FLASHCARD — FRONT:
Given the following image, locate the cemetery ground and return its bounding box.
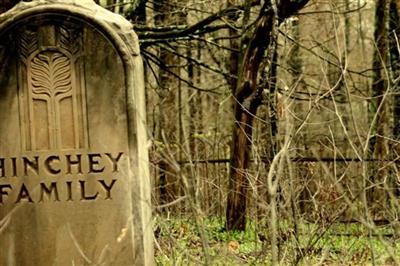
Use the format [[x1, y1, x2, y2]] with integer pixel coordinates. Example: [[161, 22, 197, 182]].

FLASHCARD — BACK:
[[154, 216, 400, 265], [3, 1, 400, 265]]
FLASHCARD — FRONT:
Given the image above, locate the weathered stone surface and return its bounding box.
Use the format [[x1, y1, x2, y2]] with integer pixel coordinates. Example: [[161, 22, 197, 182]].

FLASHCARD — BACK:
[[0, 1, 153, 265]]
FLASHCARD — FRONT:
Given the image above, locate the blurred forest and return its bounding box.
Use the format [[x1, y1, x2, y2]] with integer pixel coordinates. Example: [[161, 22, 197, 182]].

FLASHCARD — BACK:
[[3, 0, 400, 264]]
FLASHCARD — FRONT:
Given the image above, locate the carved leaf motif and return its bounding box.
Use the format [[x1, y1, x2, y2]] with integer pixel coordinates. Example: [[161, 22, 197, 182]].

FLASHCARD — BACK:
[[19, 30, 38, 60], [31, 52, 72, 97], [60, 26, 81, 55]]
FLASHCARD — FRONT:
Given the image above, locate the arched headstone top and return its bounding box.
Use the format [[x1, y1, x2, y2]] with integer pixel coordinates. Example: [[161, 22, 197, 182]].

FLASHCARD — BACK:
[[0, 0, 140, 57]]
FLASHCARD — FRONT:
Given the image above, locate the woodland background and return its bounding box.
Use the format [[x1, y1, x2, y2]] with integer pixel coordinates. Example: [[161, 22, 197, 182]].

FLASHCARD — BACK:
[[2, 0, 400, 265]]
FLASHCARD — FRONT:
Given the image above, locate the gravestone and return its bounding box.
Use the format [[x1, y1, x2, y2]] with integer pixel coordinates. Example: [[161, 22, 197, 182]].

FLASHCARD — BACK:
[[0, 1, 153, 265]]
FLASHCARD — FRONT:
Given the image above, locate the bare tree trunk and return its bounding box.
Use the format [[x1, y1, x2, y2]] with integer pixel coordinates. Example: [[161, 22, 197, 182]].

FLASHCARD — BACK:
[[187, 38, 203, 209], [368, 0, 389, 218], [389, 0, 400, 201], [226, 1, 274, 230], [256, 45, 278, 219], [226, 0, 240, 94], [154, 0, 180, 210], [390, 0, 400, 139], [225, 0, 309, 231], [226, 3, 275, 231]]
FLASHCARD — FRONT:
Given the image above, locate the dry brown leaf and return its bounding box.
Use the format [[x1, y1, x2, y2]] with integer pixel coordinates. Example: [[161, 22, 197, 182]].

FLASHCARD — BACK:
[[227, 240, 240, 253]]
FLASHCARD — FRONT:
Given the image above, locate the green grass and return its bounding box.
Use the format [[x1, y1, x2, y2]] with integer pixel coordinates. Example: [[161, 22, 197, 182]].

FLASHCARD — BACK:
[[154, 216, 400, 265]]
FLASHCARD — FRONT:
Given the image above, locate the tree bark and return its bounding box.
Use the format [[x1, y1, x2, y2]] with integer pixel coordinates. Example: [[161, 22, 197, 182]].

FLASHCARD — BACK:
[[226, 5, 274, 231], [389, 0, 400, 198], [154, 0, 181, 210], [368, 0, 389, 218], [226, 0, 310, 231], [390, 0, 400, 138]]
